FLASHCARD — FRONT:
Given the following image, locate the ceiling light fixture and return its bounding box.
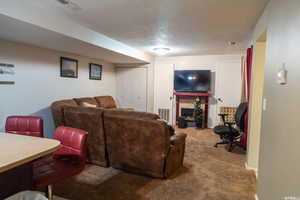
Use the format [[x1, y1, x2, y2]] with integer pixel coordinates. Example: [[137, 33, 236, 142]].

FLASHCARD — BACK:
[[57, 0, 82, 11], [153, 47, 170, 56], [57, 0, 70, 5]]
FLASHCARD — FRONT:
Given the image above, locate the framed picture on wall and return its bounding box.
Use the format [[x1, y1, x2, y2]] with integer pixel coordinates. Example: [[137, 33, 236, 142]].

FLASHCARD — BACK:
[[60, 57, 78, 78], [89, 63, 102, 80]]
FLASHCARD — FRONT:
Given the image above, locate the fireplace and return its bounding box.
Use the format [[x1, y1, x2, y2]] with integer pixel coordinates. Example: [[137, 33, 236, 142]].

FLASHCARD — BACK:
[[175, 92, 210, 128], [180, 108, 196, 127], [181, 108, 194, 117]]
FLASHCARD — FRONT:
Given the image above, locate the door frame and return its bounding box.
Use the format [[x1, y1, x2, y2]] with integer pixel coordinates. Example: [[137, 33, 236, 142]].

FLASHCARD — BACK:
[[246, 30, 267, 174]]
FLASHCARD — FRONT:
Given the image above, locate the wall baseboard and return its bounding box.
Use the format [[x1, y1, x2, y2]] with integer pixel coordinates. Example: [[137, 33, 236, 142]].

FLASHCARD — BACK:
[[245, 162, 258, 179]]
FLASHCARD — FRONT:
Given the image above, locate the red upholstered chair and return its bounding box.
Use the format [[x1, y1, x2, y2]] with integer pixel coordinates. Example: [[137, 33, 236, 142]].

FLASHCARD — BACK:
[[33, 126, 88, 199], [5, 116, 44, 137]]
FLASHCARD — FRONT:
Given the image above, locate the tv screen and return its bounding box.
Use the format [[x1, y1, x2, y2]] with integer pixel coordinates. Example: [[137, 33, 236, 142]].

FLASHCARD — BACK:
[[174, 70, 211, 92]]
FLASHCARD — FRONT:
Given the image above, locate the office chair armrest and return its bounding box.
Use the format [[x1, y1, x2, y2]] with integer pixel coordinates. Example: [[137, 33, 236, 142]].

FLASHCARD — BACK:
[[218, 114, 229, 117], [218, 113, 228, 124], [225, 122, 236, 131], [225, 122, 235, 126]]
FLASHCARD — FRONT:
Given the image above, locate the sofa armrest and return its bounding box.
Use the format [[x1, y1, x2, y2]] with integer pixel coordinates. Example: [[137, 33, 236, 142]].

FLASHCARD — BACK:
[[164, 133, 187, 178], [170, 133, 187, 146]]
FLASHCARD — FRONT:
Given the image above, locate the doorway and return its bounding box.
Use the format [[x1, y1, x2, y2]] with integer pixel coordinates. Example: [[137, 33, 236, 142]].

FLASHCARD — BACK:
[[246, 31, 267, 174], [116, 67, 148, 112]]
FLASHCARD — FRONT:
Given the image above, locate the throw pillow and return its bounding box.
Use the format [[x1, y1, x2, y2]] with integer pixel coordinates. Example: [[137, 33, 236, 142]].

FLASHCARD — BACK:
[[80, 102, 97, 108]]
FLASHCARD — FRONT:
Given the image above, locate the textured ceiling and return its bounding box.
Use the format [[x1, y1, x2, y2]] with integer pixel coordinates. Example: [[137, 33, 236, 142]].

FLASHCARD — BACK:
[[27, 0, 269, 56]]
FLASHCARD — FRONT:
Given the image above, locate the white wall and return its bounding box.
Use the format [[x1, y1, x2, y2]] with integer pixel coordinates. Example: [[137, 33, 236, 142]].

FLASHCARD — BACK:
[[0, 40, 116, 138], [154, 55, 243, 127], [252, 0, 300, 199]]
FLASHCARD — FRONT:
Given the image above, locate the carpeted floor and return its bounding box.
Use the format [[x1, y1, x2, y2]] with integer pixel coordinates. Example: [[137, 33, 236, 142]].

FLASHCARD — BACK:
[[53, 128, 256, 200]]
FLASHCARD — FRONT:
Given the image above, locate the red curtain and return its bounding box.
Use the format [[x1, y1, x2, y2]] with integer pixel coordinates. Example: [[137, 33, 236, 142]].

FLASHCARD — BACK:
[[246, 47, 253, 102], [240, 46, 253, 148]]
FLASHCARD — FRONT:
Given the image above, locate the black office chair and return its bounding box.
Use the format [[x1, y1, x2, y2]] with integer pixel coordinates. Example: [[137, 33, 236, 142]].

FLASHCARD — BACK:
[[213, 102, 248, 152]]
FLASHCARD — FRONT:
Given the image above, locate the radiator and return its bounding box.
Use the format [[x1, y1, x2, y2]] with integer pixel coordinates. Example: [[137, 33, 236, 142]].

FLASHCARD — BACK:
[[158, 108, 170, 122]]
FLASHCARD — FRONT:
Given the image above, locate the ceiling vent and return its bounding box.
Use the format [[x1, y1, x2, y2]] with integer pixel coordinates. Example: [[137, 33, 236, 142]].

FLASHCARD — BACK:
[[228, 41, 237, 46]]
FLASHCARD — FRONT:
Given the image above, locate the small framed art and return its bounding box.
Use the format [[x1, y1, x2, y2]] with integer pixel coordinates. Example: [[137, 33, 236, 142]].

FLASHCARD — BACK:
[[60, 57, 78, 78], [89, 63, 102, 80]]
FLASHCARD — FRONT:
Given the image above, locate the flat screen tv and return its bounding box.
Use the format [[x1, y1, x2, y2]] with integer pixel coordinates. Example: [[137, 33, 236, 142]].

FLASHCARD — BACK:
[[174, 70, 211, 92]]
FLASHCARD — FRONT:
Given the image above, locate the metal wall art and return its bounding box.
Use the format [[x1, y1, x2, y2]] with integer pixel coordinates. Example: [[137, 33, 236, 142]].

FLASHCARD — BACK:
[[0, 63, 15, 85]]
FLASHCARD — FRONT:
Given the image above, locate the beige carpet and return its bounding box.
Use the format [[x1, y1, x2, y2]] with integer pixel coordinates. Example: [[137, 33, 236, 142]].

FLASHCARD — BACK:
[[54, 128, 256, 200]]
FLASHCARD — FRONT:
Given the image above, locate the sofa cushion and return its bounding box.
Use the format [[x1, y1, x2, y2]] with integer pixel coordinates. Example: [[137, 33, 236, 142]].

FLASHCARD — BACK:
[[80, 102, 97, 108], [51, 99, 78, 127], [95, 96, 117, 109], [73, 97, 98, 107]]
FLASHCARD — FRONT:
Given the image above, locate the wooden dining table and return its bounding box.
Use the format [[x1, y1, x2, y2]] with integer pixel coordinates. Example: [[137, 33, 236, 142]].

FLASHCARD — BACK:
[[0, 133, 60, 199]]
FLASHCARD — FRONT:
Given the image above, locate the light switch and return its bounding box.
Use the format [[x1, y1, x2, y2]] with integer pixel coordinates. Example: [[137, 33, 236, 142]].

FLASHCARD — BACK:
[[277, 63, 288, 85], [263, 98, 267, 111]]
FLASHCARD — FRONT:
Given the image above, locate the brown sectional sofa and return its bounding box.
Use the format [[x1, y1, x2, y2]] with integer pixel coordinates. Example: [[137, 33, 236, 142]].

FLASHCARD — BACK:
[[51, 96, 187, 178]]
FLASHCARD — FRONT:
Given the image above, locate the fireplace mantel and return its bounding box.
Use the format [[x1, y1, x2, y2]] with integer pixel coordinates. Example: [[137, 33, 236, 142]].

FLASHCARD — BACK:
[[174, 92, 211, 128], [174, 92, 211, 97]]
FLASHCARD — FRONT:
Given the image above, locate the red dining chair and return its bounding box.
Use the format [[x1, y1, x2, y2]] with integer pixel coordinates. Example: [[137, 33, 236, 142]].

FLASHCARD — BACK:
[[5, 116, 44, 137], [33, 126, 88, 199]]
